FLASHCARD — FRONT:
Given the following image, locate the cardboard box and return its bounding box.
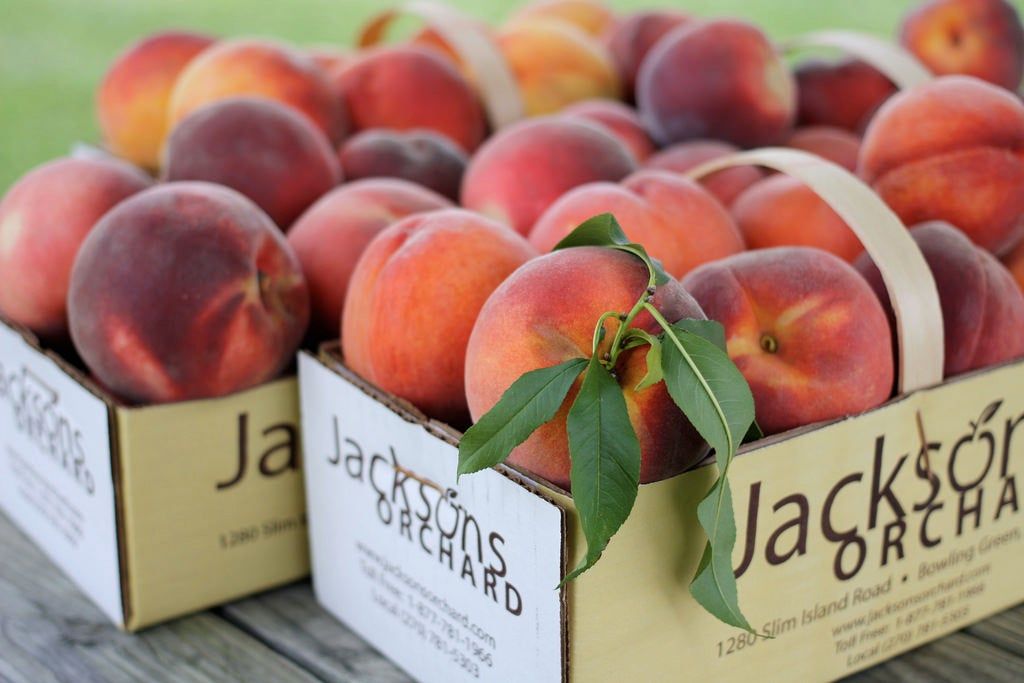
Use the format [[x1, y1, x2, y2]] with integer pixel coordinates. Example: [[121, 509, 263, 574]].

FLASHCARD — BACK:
[[301, 344, 1024, 682], [0, 318, 309, 630]]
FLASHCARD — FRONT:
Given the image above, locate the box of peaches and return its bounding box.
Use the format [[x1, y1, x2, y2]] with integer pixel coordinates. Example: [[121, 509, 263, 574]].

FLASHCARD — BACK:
[[283, 0, 1023, 681]]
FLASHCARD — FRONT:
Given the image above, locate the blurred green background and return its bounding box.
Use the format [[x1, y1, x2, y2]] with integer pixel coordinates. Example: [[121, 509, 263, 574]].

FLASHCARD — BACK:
[[0, 0, 926, 190]]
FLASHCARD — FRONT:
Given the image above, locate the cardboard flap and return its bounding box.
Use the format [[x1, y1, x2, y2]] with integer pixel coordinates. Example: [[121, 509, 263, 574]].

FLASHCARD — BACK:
[[0, 320, 123, 624], [300, 352, 567, 683]]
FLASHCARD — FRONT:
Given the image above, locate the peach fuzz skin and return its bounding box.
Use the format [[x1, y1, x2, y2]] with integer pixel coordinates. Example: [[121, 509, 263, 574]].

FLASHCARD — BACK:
[[731, 175, 864, 263], [97, 31, 215, 170], [856, 221, 1024, 378], [604, 10, 690, 101], [794, 58, 896, 133], [682, 247, 894, 435], [461, 116, 636, 236], [497, 19, 622, 116], [529, 170, 745, 277], [637, 19, 796, 148], [0, 157, 152, 339], [162, 97, 341, 228], [858, 75, 1024, 256], [342, 209, 536, 427], [168, 38, 346, 143], [644, 140, 765, 207], [288, 179, 452, 340], [67, 182, 309, 404], [560, 99, 655, 162], [900, 0, 1024, 91], [465, 247, 710, 490], [335, 45, 487, 152]]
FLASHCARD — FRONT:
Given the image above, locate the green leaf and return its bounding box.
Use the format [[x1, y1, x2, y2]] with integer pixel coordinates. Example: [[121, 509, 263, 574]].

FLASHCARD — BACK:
[[552, 213, 671, 285], [458, 358, 588, 477], [690, 479, 752, 630], [635, 337, 663, 392], [659, 322, 756, 631], [563, 355, 641, 583], [672, 318, 727, 352]]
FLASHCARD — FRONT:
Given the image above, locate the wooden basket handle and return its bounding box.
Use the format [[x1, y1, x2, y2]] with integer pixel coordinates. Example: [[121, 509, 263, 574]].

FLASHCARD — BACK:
[[781, 30, 932, 90], [357, 0, 524, 129], [686, 148, 945, 393]]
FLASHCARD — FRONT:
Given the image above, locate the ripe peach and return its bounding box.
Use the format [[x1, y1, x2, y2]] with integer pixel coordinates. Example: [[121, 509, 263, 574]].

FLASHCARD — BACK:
[[97, 31, 215, 170], [529, 170, 744, 277], [604, 10, 690, 101], [67, 182, 309, 404], [342, 209, 536, 425], [794, 58, 897, 132], [336, 45, 487, 152], [461, 116, 636, 235], [731, 176, 863, 262], [168, 38, 346, 143], [859, 75, 1024, 255], [509, 0, 618, 37], [1002, 238, 1024, 293], [338, 129, 467, 201], [856, 221, 1024, 377], [288, 179, 452, 338], [0, 158, 151, 338], [560, 99, 655, 161], [465, 247, 710, 490], [163, 97, 341, 228], [682, 247, 894, 435], [638, 19, 796, 147], [785, 126, 862, 171], [497, 19, 621, 116], [644, 140, 766, 207], [900, 0, 1024, 91]]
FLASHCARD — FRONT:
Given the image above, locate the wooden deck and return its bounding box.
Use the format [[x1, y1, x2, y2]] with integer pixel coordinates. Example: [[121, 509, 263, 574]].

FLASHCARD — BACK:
[[1, 512, 1020, 682]]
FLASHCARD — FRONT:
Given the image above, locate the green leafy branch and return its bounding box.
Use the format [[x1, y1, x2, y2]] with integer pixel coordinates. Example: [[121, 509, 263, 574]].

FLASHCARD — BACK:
[[457, 213, 759, 631]]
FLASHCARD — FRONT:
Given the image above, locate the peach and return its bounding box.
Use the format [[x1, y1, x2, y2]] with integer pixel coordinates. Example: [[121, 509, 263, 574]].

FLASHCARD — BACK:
[[731, 176, 864, 262], [784, 126, 862, 171], [336, 45, 487, 152], [900, 0, 1024, 91], [67, 182, 309, 404], [0, 157, 151, 338], [795, 58, 897, 132], [638, 19, 796, 147], [604, 10, 690, 101], [338, 129, 467, 201], [859, 75, 1024, 255], [682, 247, 894, 435], [1002, 238, 1024, 293], [307, 45, 352, 78], [461, 116, 636, 235], [97, 31, 215, 170], [529, 170, 744, 277], [856, 221, 1024, 377], [288, 179, 452, 338], [342, 209, 536, 425], [644, 140, 766, 207], [508, 0, 618, 37], [560, 99, 655, 161], [465, 247, 710, 490], [497, 19, 621, 116], [163, 97, 341, 228], [168, 38, 346, 143]]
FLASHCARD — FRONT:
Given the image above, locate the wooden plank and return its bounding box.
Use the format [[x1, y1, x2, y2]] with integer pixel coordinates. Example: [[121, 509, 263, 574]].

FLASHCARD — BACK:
[[849, 630, 1024, 682], [967, 604, 1024, 658], [219, 584, 411, 683], [0, 513, 318, 683]]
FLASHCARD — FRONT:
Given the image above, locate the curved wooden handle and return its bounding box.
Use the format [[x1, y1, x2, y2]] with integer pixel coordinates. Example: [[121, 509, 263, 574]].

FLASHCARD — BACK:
[[357, 0, 524, 129], [782, 30, 933, 90], [686, 148, 944, 393]]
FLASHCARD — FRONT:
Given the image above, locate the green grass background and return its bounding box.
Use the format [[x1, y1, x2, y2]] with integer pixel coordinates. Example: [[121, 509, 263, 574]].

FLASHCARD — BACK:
[[0, 0, 927, 190]]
